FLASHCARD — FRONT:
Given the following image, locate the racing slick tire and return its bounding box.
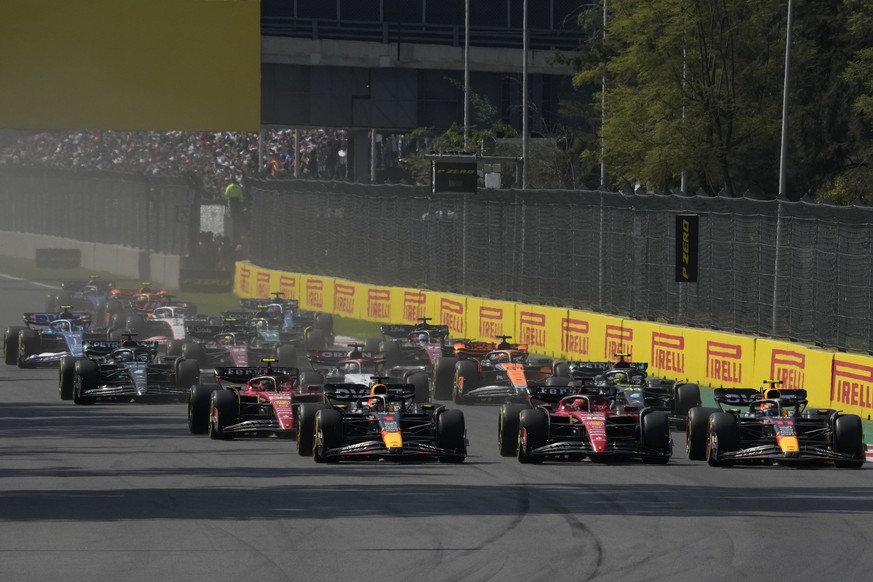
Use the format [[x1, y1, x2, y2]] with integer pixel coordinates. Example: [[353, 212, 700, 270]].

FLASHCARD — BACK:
[[640, 410, 672, 464], [73, 359, 98, 405], [208, 390, 238, 440], [297, 402, 331, 456], [382, 340, 402, 368], [517, 409, 547, 464], [109, 313, 128, 331], [304, 328, 326, 351], [432, 357, 458, 401], [674, 383, 702, 418], [686, 406, 718, 461], [188, 384, 218, 434], [833, 414, 865, 468], [553, 362, 571, 378], [453, 359, 479, 404], [274, 343, 297, 366], [125, 315, 146, 337], [407, 373, 430, 405], [436, 409, 466, 463], [313, 409, 344, 463], [4, 326, 25, 366], [498, 403, 529, 457], [59, 356, 80, 401], [181, 342, 206, 364], [176, 358, 201, 392], [166, 339, 185, 358], [544, 376, 573, 387], [363, 337, 382, 352], [300, 370, 325, 390], [108, 329, 126, 342], [17, 329, 40, 369], [314, 312, 334, 334], [707, 412, 738, 467]]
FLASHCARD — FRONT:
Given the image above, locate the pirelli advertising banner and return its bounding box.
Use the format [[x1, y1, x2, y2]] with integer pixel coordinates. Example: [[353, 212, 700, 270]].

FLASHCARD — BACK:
[[431, 293, 468, 337], [752, 339, 833, 402], [361, 284, 394, 323], [515, 305, 568, 358], [561, 310, 618, 363], [830, 353, 873, 417], [299, 275, 335, 314], [466, 298, 516, 343], [679, 329, 757, 388], [271, 270, 301, 302], [393, 288, 429, 324], [234, 261, 254, 297], [331, 279, 362, 320], [621, 320, 673, 376]]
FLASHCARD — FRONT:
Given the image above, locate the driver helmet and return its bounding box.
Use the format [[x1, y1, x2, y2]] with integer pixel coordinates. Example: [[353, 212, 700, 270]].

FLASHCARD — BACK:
[[612, 372, 628, 384], [368, 397, 385, 412], [114, 350, 134, 362], [417, 332, 429, 343], [497, 353, 510, 363], [760, 401, 779, 416]]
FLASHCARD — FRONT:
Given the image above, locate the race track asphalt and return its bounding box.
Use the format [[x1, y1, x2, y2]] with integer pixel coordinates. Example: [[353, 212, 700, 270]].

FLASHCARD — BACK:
[[1, 276, 871, 582]]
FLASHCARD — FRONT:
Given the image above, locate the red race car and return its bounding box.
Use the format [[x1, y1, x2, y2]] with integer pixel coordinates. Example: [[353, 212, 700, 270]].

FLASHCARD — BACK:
[[187, 359, 323, 439], [498, 383, 672, 464]]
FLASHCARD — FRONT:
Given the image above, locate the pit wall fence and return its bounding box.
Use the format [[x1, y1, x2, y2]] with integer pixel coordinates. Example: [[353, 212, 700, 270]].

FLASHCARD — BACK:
[[235, 261, 873, 422]]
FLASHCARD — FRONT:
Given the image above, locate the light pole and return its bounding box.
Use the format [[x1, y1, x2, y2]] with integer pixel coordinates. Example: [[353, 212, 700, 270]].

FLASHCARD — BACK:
[[778, 0, 793, 198], [463, 0, 470, 152], [522, 0, 528, 189], [600, 0, 607, 189]]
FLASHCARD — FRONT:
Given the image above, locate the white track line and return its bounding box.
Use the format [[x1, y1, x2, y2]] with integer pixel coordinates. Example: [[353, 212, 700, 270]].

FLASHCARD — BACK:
[[0, 273, 60, 289]]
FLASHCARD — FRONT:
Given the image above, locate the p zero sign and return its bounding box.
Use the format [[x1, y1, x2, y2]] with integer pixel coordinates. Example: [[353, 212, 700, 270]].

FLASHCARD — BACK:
[[675, 214, 699, 283], [433, 162, 477, 193]]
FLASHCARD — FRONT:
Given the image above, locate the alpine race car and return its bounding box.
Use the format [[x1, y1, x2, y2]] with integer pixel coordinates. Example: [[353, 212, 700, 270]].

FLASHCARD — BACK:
[[58, 337, 200, 404], [498, 383, 673, 464], [295, 380, 467, 463], [4, 309, 104, 368], [686, 383, 865, 468], [187, 361, 323, 439]]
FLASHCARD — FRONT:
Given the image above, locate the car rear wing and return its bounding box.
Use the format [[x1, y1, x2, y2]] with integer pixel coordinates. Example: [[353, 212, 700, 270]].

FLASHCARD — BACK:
[[84, 339, 159, 353], [219, 310, 257, 321], [307, 350, 380, 365], [380, 324, 451, 338], [527, 384, 586, 403], [323, 383, 415, 401], [61, 280, 115, 291], [714, 387, 808, 407], [185, 324, 224, 340], [564, 361, 648, 378], [24, 311, 92, 327], [214, 366, 300, 383]]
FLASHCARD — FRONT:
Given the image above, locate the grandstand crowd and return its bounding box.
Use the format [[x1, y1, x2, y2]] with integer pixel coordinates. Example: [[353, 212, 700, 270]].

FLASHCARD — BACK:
[[0, 129, 349, 200]]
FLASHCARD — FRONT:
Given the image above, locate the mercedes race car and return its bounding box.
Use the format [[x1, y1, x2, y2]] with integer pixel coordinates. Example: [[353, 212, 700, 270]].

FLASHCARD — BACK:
[[686, 383, 865, 468], [498, 383, 673, 464], [295, 380, 467, 463], [58, 337, 200, 404], [4, 309, 104, 368], [187, 361, 323, 439]]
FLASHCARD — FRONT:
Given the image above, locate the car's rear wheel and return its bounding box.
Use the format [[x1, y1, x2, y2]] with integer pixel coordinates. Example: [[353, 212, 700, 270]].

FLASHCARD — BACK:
[[73, 359, 98, 405], [436, 409, 466, 463], [707, 412, 738, 467], [553, 362, 571, 378], [4, 326, 24, 366], [453, 360, 479, 404], [498, 403, 529, 457], [517, 409, 547, 464], [17, 329, 40, 369], [686, 406, 717, 461], [181, 342, 206, 364], [299, 370, 325, 391], [208, 390, 238, 440], [833, 414, 865, 468], [297, 403, 330, 456], [407, 373, 430, 405], [674, 383, 702, 417], [641, 410, 671, 464], [188, 385, 218, 434], [304, 328, 326, 351], [313, 409, 343, 463], [175, 358, 200, 391], [59, 356, 79, 401], [432, 357, 458, 400], [274, 343, 297, 366]]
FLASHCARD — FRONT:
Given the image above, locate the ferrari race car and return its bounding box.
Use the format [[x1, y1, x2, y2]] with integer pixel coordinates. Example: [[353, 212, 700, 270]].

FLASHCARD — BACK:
[[58, 336, 200, 404], [187, 361, 323, 439], [498, 383, 673, 464], [295, 380, 467, 463], [4, 309, 104, 368], [686, 383, 865, 468]]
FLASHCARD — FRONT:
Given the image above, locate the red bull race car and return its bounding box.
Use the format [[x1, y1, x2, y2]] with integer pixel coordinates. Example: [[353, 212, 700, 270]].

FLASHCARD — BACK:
[[686, 383, 865, 468], [295, 378, 467, 463]]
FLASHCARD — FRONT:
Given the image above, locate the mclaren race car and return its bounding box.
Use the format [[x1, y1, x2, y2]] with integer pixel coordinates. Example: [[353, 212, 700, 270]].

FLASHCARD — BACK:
[[296, 380, 467, 463], [686, 383, 865, 468]]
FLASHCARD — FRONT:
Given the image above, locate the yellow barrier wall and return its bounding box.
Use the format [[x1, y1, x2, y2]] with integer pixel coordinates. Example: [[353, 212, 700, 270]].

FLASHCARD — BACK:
[[232, 262, 873, 417]]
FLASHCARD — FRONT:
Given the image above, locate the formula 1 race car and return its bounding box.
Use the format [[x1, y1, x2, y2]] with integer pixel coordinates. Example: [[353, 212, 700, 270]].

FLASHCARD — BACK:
[[187, 360, 323, 439], [58, 336, 200, 404], [238, 294, 334, 350], [45, 276, 116, 319], [295, 380, 467, 463], [498, 383, 673, 464], [555, 355, 701, 428], [4, 309, 105, 368], [686, 383, 865, 468], [450, 344, 556, 405], [177, 320, 298, 368], [431, 337, 510, 399]]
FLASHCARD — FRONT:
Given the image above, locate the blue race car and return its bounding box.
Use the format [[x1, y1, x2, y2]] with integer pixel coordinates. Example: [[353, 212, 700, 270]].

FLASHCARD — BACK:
[[4, 308, 105, 368]]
